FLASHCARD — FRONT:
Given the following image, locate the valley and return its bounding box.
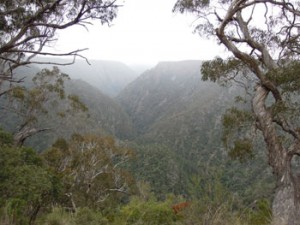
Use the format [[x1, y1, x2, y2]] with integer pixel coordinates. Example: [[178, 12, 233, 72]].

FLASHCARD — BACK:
[[0, 59, 275, 224]]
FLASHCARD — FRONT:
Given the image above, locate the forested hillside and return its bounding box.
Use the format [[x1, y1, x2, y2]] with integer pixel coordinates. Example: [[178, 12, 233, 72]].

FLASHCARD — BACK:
[[1, 0, 298, 223], [117, 60, 275, 201], [0, 66, 134, 151], [0, 60, 275, 225]]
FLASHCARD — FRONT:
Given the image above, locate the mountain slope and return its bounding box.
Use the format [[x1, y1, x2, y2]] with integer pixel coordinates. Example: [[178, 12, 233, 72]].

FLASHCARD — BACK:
[[0, 61, 275, 200], [117, 60, 233, 143], [35, 57, 138, 97], [117, 60, 275, 198], [0, 66, 134, 150]]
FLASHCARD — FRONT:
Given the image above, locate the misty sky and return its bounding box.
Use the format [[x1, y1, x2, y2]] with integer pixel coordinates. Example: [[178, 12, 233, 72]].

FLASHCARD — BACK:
[[53, 0, 224, 65]]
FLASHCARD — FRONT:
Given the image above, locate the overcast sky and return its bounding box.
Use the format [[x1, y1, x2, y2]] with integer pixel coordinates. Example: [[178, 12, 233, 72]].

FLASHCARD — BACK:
[[53, 0, 224, 65]]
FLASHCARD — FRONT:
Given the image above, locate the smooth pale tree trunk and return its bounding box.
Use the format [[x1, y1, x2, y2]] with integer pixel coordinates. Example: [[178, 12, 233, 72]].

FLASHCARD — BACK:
[[272, 184, 300, 225], [253, 85, 300, 225]]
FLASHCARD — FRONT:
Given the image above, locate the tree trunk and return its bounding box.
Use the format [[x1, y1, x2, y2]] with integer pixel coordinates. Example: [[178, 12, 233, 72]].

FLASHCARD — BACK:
[[29, 204, 41, 225], [252, 85, 300, 225], [272, 182, 300, 225]]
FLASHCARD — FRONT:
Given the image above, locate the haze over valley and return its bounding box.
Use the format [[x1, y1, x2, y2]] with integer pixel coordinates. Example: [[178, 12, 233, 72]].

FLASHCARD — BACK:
[[0, 58, 274, 201], [2, 0, 300, 224], [0, 49, 278, 224]]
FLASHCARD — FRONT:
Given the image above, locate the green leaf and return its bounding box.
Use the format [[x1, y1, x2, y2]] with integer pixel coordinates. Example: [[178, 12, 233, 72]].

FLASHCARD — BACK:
[[228, 138, 254, 162]]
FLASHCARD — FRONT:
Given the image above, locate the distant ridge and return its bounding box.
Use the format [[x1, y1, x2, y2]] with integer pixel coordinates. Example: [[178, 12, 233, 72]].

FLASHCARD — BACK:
[[34, 57, 139, 97]]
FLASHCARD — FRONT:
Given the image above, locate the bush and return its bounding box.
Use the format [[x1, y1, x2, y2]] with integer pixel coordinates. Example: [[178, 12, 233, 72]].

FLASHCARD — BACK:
[[37, 207, 73, 225], [247, 199, 272, 225], [75, 207, 108, 225], [114, 196, 176, 225]]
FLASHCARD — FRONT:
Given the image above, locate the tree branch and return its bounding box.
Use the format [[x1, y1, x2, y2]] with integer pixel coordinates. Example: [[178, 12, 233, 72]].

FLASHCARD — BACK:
[[13, 127, 52, 147]]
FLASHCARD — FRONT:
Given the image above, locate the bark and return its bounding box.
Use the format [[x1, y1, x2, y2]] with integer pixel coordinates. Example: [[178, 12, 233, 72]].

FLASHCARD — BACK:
[[212, 0, 300, 223], [272, 184, 298, 225], [13, 127, 50, 146], [66, 193, 77, 213], [252, 85, 286, 177], [29, 204, 41, 225], [252, 85, 300, 225]]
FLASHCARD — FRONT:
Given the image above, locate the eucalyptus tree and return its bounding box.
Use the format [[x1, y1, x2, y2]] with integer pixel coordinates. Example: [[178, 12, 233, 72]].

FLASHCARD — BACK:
[[0, 0, 120, 144], [0, 0, 120, 96], [43, 135, 135, 211], [174, 0, 300, 224], [2, 66, 88, 146], [0, 129, 59, 225]]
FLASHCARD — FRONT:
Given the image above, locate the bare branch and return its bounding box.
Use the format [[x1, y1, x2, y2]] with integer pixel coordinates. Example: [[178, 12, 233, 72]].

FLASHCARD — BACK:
[[273, 116, 300, 140], [14, 127, 52, 147], [0, 0, 119, 90]]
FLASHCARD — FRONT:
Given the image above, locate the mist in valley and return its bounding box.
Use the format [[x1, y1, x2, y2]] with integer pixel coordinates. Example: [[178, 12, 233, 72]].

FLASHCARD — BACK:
[[0, 0, 286, 224]]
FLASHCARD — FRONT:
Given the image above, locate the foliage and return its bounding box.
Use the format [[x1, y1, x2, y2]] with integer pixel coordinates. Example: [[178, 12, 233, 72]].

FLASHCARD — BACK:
[[1, 66, 88, 146], [174, 0, 300, 222], [74, 207, 109, 225], [113, 196, 176, 225], [188, 167, 230, 206], [34, 195, 272, 225], [186, 166, 243, 225], [0, 0, 121, 148], [0, 129, 273, 225], [228, 138, 254, 162], [0, 0, 120, 96], [0, 66, 135, 151], [246, 199, 272, 225], [266, 61, 300, 94], [184, 168, 272, 225], [43, 134, 136, 210], [129, 143, 186, 198], [222, 107, 255, 162], [0, 127, 13, 146], [118, 60, 275, 207], [37, 206, 110, 225], [37, 207, 73, 225], [0, 60, 279, 224], [0, 136, 59, 224], [178, 200, 244, 225], [201, 57, 250, 84]]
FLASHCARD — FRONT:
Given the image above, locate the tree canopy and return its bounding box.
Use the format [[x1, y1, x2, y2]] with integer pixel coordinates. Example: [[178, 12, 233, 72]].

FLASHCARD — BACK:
[[0, 0, 120, 95], [42, 135, 135, 211], [0, 0, 121, 145], [0, 128, 59, 225]]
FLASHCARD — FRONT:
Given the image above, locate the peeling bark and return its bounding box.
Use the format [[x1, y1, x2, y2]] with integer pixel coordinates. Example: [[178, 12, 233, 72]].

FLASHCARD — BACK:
[[252, 85, 300, 225], [252, 86, 286, 177]]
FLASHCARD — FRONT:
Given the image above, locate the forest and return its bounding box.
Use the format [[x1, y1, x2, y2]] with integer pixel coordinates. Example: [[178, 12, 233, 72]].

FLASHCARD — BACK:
[[0, 62, 274, 224], [1, 0, 300, 225]]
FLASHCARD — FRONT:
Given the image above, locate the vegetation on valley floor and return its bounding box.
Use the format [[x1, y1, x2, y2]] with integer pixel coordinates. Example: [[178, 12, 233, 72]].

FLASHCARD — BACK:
[[2, 0, 300, 224], [0, 128, 273, 225]]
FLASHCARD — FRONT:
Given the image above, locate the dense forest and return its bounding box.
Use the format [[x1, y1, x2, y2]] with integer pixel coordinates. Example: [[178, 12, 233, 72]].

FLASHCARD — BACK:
[[0, 60, 274, 225], [1, 0, 300, 225]]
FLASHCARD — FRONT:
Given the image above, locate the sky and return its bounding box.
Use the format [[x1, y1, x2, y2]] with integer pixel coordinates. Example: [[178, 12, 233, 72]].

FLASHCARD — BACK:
[[53, 0, 224, 65]]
